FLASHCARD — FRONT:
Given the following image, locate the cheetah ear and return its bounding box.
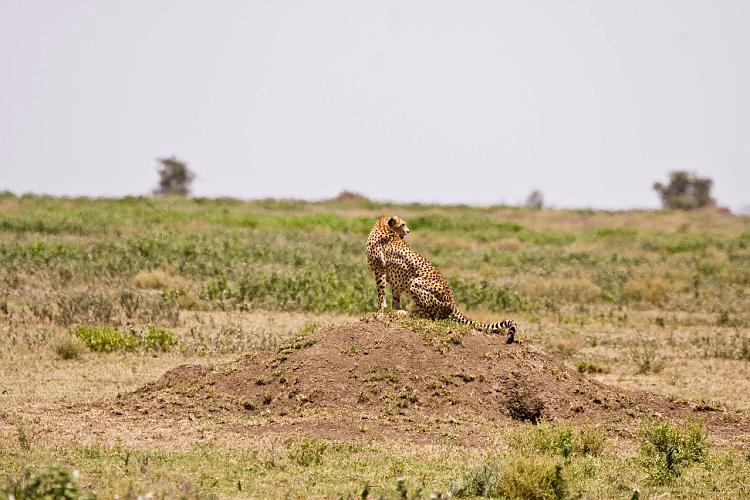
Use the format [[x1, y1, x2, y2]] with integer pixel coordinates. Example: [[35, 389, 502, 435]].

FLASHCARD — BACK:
[[387, 217, 396, 227]]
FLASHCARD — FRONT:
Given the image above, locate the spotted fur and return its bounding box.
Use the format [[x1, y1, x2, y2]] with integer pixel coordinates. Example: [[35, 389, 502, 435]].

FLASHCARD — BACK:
[[366, 215, 517, 343]]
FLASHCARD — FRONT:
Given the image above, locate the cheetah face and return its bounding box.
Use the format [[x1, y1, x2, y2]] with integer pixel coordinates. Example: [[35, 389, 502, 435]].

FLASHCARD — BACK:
[[387, 216, 410, 239]]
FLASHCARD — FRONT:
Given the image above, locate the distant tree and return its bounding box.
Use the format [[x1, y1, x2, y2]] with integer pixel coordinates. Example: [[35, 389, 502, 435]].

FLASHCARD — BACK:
[[524, 189, 544, 209], [333, 190, 369, 202], [653, 171, 715, 210], [154, 156, 195, 197]]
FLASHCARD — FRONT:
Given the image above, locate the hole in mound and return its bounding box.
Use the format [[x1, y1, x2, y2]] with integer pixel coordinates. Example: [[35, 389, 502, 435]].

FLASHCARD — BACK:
[[504, 379, 545, 424]]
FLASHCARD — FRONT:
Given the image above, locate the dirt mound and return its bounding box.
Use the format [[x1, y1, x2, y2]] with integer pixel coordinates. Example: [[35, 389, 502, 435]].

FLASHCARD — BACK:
[[110, 319, 747, 445]]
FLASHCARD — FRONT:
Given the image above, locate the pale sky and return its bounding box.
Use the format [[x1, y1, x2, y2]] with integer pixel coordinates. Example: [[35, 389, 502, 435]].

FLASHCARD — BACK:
[[1, 1, 749, 210]]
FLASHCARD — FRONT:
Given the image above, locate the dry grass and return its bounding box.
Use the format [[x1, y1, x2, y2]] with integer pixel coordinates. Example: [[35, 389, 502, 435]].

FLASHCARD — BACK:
[[131, 267, 191, 291], [0, 310, 351, 414]]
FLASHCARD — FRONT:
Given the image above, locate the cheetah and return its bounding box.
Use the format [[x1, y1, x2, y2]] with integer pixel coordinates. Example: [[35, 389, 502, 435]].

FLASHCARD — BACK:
[[366, 215, 517, 343]]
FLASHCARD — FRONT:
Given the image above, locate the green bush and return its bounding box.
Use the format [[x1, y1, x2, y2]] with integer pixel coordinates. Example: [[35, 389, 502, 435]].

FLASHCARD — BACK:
[[142, 326, 179, 351], [72, 325, 140, 352], [639, 420, 707, 484], [71, 325, 179, 352], [509, 421, 605, 458], [501, 457, 566, 500], [450, 458, 503, 497], [451, 455, 566, 499], [3, 466, 95, 499]]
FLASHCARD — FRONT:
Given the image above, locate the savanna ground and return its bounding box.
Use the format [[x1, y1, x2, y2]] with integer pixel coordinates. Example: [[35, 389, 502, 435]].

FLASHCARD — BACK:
[[1, 192, 749, 498]]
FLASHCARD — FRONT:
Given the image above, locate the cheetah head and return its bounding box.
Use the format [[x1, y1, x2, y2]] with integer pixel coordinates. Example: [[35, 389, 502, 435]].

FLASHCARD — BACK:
[[387, 216, 410, 239]]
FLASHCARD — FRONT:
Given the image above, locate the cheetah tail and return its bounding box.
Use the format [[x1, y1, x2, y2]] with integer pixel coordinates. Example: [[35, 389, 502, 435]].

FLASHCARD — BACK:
[[450, 307, 517, 344]]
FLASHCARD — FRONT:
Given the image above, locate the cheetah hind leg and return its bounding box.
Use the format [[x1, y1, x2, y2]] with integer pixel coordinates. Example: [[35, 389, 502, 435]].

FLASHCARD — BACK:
[[407, 282, 453, 320], [392, 288, 403, 311], [407, 304, 427, 318]]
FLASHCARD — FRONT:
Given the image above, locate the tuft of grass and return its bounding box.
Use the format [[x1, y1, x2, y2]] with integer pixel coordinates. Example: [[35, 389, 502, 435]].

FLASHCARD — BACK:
[[509, 421, 605, 458], [288, 438, 329, 467], [401, 317, 470, 348], [623, 278, 673, 305], [576, 359, 611, 374], [272, 333, 317, 366], [299, 322, 319, 334], [501, 457, 566, 500], [52, 337, 86, 360], [131, 267, 189, 291], [262, 391, 273, 405], [548, 332, 584, 358], [2, 467, 95, 500], [16, 425, 31, 451], [639, 419, 708, 484], [450, 457, 503, 497], [630, 334, 664, 375], [276, 333, 316, 357], [451, 455, 566, 499]]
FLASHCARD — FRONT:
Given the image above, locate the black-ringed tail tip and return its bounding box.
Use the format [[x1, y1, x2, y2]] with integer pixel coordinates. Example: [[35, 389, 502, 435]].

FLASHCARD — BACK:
[[506, 324, 516, 344]]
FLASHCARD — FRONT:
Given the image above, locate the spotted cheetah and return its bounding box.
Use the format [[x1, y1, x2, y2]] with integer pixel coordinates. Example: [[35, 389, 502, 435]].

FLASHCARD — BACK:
[[366, 215, 517, 343]]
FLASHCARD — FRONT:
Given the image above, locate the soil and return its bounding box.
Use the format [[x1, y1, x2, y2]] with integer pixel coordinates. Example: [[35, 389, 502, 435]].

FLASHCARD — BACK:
[[7, 318, 748, 448], [90, 318, 749, 447]]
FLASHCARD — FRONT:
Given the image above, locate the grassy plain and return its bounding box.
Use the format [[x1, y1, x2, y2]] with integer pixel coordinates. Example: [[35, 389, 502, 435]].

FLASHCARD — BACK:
[[1, 193, 749, 497]]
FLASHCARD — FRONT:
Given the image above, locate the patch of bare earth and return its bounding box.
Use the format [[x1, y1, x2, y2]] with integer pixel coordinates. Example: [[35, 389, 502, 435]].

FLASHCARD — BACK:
[[8, 319, 749, 448]]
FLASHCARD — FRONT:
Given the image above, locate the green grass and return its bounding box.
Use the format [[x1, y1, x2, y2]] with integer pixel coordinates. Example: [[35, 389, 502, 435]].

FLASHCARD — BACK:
[[2, 429, 748, 499], [2, 195, 748, 321], [638, 419, 708, 484]]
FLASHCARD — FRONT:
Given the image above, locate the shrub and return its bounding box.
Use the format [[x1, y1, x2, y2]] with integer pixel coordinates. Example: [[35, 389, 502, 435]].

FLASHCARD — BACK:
[[288, 438, 329, 466], [3, 467, 95, 499], [630, 335, 664, 375], [450, 458, 503, 497], [451, 455, 566, 499], [72, 325, 139, 352], [509, 421, 605, 458], [576, 359, 611, 374], [53, 338, 86, 360], [639, 419, 707, 484], [500, 457, 566, 500], [142, 326, 179, 351], [71, 325, 178, 352]]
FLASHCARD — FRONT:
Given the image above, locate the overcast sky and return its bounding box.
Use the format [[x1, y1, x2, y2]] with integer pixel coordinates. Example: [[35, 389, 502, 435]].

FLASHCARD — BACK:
[[2, 1, 749, 210]]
